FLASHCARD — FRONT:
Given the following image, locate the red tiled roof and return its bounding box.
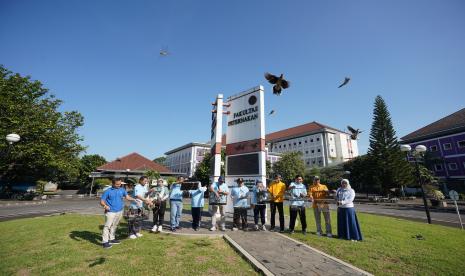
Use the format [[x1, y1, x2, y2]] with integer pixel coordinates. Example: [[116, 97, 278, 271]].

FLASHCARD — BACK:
[[97, 152, 171, 173], [401, 108, 465, 142], [265, 121, 345, 142]]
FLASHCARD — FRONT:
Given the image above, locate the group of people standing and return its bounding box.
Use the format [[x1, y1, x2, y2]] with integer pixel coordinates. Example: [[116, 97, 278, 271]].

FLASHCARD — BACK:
[[99, 174, 362, 249]]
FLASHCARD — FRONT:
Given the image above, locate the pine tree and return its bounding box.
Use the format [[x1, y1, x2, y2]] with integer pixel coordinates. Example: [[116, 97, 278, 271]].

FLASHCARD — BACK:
[[367, 95, 413, 193]]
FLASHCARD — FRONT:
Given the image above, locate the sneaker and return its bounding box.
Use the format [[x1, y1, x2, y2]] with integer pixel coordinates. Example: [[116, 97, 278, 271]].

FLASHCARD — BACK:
[[279, 229, 285, 233], [171, 228, 176, 232], [316, 232, 322, 236], [220, 226, 226, 231], [254, 225, 259, 231], [129, 234, 137, 239], [209, 226, 217, 231], [158, 226, 163, 232], [194, 228, 199, 231], [109, 239, 121, 245], [326, 233, 333, 238], [136, 233, 143, 238], [176, 226, 182, 230], [151, 226, 158, 232], [269, 227, 276, 232], [232, 227, 238, 231], [262, 225, 267, 231], [302, 230, 307, 235], [289, 230, 295, 234], [102, 242, 112, 249]]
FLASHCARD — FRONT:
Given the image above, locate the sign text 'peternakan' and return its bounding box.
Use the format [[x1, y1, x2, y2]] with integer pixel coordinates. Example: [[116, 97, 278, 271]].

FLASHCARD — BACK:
[[228, 106, 258, 126]]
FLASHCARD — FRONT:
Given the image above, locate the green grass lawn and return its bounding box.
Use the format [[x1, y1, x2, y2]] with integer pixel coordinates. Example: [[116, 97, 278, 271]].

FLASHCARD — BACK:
[[283, 208, 465, 276], [0, 214, 258, 276]]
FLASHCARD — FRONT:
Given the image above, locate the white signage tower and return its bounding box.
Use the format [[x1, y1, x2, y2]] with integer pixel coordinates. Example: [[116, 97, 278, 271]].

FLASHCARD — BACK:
[[224, 86, 266, 197], [210, 94, 225, 183]]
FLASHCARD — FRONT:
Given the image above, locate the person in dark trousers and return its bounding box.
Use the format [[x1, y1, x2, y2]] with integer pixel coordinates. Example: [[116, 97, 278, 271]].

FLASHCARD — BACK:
[[148, 179, 169, 233], [188, 182, 207, 231], [251, 180, 267, 231], [288, 175, 308, 234], [268, 174, 286, 232], [231, 178, 250, 231]]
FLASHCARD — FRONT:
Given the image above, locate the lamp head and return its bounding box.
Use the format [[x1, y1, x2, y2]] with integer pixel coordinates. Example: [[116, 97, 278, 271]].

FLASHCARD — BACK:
[[400, 144, 412, 152], [6, 133, 20, 144]]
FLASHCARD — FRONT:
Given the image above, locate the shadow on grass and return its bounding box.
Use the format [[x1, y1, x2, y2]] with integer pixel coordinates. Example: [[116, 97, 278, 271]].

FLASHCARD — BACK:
[[69, 231, 102, 246], [88, 257, 106, 267]]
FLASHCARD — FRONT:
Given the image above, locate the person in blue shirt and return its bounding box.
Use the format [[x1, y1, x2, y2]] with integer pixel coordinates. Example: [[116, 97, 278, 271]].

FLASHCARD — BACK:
[[231, 178, 250, 231], [127, 176, 150, 239], [100, 177, 136, 249], [187, 182, 207, 231], [209, 176, 230, 231], [169, 176, 184, 232], [287, 175, 308, 234], [251, 180, 268, 231]]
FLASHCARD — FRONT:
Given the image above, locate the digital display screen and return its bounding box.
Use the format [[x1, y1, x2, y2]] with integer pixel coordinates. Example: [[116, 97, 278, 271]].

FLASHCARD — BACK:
[[227, 153, 259, 175]]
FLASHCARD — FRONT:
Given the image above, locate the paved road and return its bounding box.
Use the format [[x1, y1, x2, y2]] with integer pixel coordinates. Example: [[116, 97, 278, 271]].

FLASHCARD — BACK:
[[353, 203, 464, 228], [0, 198, 101, 221]]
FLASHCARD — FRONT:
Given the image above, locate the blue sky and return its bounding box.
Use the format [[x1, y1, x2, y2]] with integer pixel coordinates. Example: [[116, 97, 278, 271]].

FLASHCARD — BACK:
[[1, 0, 464, 161]]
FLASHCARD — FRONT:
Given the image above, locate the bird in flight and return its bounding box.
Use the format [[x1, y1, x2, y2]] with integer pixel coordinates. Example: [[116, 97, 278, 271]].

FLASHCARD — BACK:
[[269, 110, 275, 116], [265, 73, 290, 96], [159, 47, 170, 57], [338, 77, 351, 88], [347, 125, 363, 140]]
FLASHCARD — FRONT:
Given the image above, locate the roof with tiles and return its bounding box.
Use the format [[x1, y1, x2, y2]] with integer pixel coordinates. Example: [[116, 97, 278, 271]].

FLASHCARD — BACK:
[[97, 152, 171, 173]]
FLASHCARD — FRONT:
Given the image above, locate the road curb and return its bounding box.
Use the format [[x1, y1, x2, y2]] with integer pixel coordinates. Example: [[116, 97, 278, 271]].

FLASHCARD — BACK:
[[0, 200, 47, 208], [223, 234, 274, 276], [277, 233, 373, 276]]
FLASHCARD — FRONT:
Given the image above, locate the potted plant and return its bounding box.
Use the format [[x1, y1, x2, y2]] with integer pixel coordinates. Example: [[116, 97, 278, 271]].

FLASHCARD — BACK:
[[429, 189, 446, 207]]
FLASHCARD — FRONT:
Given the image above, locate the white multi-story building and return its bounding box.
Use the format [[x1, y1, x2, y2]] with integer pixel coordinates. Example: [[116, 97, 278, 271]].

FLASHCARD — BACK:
[[164, 143, 210, 177], [266, 121, 358, 168]]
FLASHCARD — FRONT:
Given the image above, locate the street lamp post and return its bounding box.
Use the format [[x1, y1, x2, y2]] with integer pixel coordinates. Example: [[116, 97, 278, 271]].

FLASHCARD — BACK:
[[125, 169, 130, 182], [401, 144, 432, 224], [2, 133, 20, 157]]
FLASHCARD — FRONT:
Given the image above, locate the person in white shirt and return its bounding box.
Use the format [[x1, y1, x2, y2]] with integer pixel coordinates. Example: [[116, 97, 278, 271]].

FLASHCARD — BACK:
[[336, 179, 363, 241]]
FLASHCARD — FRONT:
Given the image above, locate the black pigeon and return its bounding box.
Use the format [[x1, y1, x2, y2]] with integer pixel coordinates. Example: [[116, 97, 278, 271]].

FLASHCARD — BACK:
[[338, 77, 351, 88], [412, 234, 424, 240], [269, 110, 275, 116], [159, 48, 170, 56], [347, 125, 363, 140], [265, 72, 290, 96]]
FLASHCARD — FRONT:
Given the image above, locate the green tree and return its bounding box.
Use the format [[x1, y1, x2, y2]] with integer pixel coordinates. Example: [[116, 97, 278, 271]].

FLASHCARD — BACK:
[[0, 65, 85, 183], [78, 154, 106, 187], [272, 152, 306, 184], [343, 155, 373, 193], [153, 156, 166, 165], [266, 160, 273, 179], [145, 169, 161, 183], [194, 152, 212, 186], [367, 95, 414, 194]]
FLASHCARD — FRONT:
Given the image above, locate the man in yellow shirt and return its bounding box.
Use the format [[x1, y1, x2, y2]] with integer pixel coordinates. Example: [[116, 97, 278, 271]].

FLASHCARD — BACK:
[[308, 176, 332, 237], [268, 174, 286, 232]]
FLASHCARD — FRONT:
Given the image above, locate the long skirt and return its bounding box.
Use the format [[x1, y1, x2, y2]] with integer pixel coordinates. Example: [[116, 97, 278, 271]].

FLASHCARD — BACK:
[[337, 207, 363, 241]]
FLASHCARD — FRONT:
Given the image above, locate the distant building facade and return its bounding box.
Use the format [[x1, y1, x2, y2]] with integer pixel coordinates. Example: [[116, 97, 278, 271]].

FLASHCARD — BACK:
[[266, 121, 358, 168], [165, 143, 210, 177], [401, 108, 465, 189]]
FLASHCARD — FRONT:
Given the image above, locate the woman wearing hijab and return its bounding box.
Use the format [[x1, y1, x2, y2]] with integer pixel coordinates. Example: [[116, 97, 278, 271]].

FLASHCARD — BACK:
[[336, 179, 363, 241]]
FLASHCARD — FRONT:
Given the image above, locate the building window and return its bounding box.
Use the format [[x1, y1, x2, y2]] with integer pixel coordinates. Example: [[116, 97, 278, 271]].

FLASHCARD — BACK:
[[312, 161, 316, 164], [294, 142, 296, 146], [317, 138, 320, 141], [305, 140, 307, 143], [299, 141, 301, 145], [310, 139, 313, 142], [311, 150, 314, 153], [283, 144, 286, 148], [306, 161, 309, 165], [317, 149, 321, 152], [331, 149, 334, 152], [443, 143, 452, 150], [289, 144, 291, 147], [330, 137, 332, 141], [463, 162, 465, 169], [448, 163, 458, 171], [458, 140, 465, 148], [279, 145, 281, 148], [434, 164, 443, 171], [305, 151, 308, 154], [430, 145, 438, 152]]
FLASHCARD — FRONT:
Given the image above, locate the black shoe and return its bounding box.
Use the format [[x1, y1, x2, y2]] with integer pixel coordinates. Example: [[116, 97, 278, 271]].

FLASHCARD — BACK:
[[279, 229, 285, 233], [176, 226, 182, 230], [194, 228, 199, 231], [289, 230, 295, 234], [109, 239, 121, 244], [102, 242, 112, 249], [171, 228, 176, 232], [302, 230, 307, 235], [269, 227, 276, 232]]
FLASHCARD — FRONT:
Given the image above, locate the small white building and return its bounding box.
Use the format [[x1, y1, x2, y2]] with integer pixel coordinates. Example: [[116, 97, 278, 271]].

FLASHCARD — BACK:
[[164, 143, 210, 177], [266, 121, 358, 168]]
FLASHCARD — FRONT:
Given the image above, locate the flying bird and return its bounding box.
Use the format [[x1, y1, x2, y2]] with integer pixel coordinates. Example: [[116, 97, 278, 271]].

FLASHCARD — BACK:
[[347, 125, 363, 140], [269, 110, 275, 116], [338, 77, 351, 88], [159, 49, 169, 56], [265, 72, 290, 96]]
